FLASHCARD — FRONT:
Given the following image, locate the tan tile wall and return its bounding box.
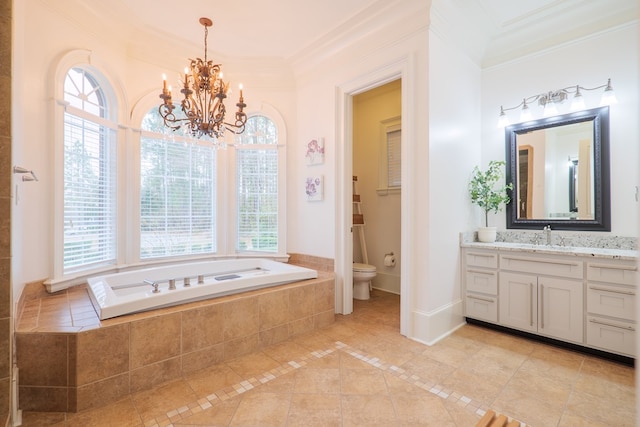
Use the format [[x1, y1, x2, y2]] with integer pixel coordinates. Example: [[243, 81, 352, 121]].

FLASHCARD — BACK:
[[0, 0, 11, 424], [288, 253, 334, 272], [17, 275, 335, 413]]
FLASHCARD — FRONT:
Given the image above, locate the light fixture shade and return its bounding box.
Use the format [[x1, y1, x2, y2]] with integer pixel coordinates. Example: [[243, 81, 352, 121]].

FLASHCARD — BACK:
[[543, 101, 558, 118], [570, 92, 585, 111], [497, 107, 509, 128], [600, 88, 618, 106], [519, 103, 533, 122]]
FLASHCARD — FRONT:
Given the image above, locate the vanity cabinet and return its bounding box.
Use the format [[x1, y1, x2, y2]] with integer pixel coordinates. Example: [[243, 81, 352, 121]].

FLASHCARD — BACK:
[[462, 246, 637, 358], [585, 261, 637, 356]]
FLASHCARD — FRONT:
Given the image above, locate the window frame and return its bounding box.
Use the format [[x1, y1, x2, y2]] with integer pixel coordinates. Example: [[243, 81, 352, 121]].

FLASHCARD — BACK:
[[50, 60, 124, 286], [377, 116, 402, 195]]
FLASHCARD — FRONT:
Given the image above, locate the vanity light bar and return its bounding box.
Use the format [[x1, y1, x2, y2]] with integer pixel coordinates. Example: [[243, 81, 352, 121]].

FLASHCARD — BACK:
[[497, 78, 617, 128]]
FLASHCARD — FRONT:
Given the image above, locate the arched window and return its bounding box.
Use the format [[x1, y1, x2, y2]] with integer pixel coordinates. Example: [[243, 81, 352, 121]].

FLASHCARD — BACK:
[[62, 67, 117, 273], [139, 109, 217, 259], [234, 115, 279, 252]]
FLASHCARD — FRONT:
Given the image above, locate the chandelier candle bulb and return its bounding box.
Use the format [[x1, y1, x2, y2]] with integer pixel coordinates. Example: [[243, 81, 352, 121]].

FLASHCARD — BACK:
[[162, 74, 167, 91]]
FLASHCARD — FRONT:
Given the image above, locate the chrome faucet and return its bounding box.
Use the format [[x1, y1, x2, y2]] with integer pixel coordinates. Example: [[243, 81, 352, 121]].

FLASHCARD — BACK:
[[543, 225, 552, 245], [144, 279, 160, 293]]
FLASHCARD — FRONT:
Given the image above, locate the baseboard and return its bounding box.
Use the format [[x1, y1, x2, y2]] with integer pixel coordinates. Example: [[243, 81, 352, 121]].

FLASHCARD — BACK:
[[372, 272, 400, 294], [409, 300, 465, 346]]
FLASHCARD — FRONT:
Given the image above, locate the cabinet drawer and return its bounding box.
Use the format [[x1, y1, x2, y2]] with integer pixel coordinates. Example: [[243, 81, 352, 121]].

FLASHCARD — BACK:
[[465, 293, 498, 323], [587, 283, 636, 321], [500, 255, 583, 279], [586, 316, 636, 357], [587, 263, 637, 286], [465, 251, 498, 269], [466, 269, 498, 295]]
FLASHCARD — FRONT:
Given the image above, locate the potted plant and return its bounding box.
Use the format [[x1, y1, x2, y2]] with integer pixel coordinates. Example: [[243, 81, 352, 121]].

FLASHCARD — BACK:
[[469, 160, 513, 242]]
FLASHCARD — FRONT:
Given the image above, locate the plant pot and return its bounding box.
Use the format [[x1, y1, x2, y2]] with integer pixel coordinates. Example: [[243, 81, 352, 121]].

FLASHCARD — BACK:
[[477, 227, 497, 243]]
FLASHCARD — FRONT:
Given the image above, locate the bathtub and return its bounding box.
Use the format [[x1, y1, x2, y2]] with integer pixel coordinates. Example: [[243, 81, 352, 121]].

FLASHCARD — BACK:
[[87, 259, 318, 320]]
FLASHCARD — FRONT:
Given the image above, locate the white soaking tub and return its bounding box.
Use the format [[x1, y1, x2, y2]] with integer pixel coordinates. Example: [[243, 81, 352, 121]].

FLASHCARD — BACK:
[[87, 259, 318, 320]]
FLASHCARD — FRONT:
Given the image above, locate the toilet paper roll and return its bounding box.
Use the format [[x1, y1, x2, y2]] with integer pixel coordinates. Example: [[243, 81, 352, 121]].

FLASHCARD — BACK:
[[384, 254, 396, 267]]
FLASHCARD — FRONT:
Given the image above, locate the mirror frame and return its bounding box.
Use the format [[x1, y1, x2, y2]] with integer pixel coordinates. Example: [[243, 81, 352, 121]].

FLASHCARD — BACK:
[[505, 106, 611, 231]]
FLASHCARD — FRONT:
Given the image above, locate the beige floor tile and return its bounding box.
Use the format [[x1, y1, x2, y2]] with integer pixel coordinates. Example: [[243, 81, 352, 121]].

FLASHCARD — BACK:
[[501, 368, 573, 409], [294, 367, 341, 394], [440, 368, 506, 405], [420, 334, 483, 368], [557, 410, 612, 427], [399, 353, 456, 384], [224, 351, 282, 378], [391, 391, 457, 426], [492, 387, 566, 427], [341, 394, 397, 426], [229, 392, 291, 426], [184, 363, 244, 396], [566, 389, 636, 426], [130, 379, 197, 421], [174, 397, 241, 426], [341, 368, 389, 395], [287, 393, 342, 426], [65, 398, 142, 427], [260, 340, 311, 363]]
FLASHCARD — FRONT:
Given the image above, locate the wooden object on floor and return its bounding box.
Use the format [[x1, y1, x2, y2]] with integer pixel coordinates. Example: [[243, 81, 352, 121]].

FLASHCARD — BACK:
[[476, 410, 523, 427]]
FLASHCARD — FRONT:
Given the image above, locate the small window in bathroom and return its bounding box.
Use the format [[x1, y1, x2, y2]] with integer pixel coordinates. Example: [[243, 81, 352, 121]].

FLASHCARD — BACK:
[[377, 116, 401, 194]]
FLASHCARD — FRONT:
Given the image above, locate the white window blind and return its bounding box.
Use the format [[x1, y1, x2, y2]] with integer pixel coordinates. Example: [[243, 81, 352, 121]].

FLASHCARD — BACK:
[[140, 135, 217, 259], [387, 129, 401, 188], [235, 116, 279, 252], [63, 68, 117, 273]]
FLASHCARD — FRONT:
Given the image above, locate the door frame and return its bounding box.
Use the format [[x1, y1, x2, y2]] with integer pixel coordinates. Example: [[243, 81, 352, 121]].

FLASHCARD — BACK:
[[334, 55, 415, 337]]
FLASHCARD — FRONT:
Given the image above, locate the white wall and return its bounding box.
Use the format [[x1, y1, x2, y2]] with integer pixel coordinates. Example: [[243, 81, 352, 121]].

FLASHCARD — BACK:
[[482, 23, 640, 237]]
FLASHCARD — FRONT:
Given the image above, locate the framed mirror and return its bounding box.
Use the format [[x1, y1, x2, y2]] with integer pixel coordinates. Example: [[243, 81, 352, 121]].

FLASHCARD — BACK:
[[505, 106, 610, 231]]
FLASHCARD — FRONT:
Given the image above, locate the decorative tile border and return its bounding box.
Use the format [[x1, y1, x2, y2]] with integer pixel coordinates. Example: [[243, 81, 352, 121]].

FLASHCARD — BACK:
[[141, 341, 526, 427]]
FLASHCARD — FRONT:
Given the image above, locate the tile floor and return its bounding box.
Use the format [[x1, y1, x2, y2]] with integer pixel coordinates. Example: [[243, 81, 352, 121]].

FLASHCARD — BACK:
[[20, 290, 636, 426]]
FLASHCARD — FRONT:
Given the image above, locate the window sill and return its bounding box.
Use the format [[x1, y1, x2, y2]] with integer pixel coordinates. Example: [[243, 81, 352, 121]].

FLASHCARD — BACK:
[[376, 187, 401, 196]]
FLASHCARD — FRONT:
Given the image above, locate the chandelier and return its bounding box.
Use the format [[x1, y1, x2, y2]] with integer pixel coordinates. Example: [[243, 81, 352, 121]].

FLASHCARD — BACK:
[[159, 17, 247, 139]]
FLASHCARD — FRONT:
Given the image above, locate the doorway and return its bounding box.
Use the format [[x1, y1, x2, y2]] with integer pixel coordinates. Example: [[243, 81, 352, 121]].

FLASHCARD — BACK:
[[335, 58, 413, 337], [352, 80, 401, 302]]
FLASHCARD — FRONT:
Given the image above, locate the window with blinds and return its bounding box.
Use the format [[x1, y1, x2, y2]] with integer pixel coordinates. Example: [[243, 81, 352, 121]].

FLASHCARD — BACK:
[[63, 68, 117, 272], [140, 111, 217, 259], [377, 117, 401, 194], [387, 128, 401, 188], [234, 116, 279, 252]]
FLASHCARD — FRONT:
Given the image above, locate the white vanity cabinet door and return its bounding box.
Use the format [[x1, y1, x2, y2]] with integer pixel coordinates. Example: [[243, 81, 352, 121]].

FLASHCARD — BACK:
[[538, 276, 584, 344], [499, 272, 537, 333], [499, 272, 584, 343]]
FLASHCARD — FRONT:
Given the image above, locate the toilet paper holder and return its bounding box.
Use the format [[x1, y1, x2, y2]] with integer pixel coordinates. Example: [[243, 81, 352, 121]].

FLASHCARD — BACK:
[[384, 252, 396, 267]]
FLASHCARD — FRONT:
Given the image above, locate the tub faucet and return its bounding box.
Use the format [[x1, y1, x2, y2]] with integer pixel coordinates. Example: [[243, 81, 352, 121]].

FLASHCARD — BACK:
[[543, 225, 552, 245], [144, 279, 160, 293]]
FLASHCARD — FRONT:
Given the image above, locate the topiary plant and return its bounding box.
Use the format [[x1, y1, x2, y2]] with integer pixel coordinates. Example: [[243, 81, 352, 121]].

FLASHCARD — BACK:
[[469, 160, 513, 227]]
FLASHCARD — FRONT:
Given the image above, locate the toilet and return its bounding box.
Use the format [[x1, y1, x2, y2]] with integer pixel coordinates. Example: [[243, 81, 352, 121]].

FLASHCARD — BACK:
[[353, 263, 377, 300]]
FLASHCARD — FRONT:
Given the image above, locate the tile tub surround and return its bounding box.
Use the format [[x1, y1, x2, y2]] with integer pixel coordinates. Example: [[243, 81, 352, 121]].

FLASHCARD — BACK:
[[15, 272, 334, 413]]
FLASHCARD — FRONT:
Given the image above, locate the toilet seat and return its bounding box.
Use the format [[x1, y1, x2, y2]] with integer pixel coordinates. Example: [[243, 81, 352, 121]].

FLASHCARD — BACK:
[[353, 263, 376, 272]]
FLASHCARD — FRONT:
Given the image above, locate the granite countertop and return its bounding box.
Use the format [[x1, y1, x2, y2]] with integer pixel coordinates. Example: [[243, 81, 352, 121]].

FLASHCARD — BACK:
[[461, 241, 638, 261], [460, 231, 638, 261]]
